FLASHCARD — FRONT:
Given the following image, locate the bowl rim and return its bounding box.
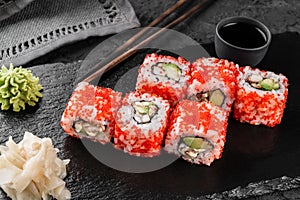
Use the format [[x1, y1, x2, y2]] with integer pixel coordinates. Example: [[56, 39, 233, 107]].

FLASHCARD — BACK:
[[215, 16, 272, 51]]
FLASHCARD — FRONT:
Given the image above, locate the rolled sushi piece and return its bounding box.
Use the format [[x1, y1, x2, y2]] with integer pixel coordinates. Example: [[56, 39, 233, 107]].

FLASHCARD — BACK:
[[164, 100, 228, 166], [60, 82, 122, 143], [114, 91, 170, 157], [233, 66, 288, 127], [187, 57, 238, 114], [135, 53, 191, 106]]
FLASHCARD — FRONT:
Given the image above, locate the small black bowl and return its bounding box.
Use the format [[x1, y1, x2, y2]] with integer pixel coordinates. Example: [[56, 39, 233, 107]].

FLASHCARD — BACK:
[[215, 16, 271, 66]]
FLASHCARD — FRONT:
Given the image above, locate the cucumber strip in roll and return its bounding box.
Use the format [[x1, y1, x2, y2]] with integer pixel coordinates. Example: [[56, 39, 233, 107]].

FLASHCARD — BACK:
[[178, 136, 214, 161], [233, 66, 288, 127], [189, 89, 225, 107]]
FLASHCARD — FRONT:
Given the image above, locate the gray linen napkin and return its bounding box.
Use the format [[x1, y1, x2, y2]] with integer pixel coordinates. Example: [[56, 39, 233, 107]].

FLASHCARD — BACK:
[[0, 0, 140, 66], [0, 0, 34, 21]]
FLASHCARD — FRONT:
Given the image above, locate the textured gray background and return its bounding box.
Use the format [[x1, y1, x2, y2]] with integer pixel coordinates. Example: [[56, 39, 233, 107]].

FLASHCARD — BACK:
[[0, 0, 140, 65], [23, 0, 300, 67], [1, 0, 300, 199]]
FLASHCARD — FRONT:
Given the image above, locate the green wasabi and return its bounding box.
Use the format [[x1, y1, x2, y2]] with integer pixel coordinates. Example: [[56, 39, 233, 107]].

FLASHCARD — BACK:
[[0, 64, 43, 112]]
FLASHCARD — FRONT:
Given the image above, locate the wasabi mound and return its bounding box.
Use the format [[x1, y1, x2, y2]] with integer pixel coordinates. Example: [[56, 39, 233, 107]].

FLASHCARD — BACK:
[[0, 64, 43, 112]]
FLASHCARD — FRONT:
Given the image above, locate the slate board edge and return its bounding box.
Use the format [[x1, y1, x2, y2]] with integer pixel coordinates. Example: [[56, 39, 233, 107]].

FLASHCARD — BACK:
[[1, 61, 300, 199]]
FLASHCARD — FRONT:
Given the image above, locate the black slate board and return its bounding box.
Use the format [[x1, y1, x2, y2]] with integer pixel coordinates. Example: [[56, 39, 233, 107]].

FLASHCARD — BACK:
[[1, 32, 300, 200]]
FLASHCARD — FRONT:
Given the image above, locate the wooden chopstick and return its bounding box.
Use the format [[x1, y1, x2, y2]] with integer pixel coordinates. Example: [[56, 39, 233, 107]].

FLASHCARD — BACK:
[[114, 0, 188, 53], [81, 0, 214, 83], [76, 0, 188, 84]]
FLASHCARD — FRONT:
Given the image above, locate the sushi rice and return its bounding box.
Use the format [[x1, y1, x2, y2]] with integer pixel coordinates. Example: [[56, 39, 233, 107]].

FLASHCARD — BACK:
[[136, 53, 191, 106], [114, 91, 170, 157], [233, 66, 288, 127], [164, 100, 228, 166], [61, 82, 122, 143], [188, 57, 238, 114]]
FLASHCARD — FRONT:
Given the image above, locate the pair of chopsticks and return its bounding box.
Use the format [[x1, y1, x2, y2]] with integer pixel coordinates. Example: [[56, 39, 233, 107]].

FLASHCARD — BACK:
[[80, 0, 215, 83]]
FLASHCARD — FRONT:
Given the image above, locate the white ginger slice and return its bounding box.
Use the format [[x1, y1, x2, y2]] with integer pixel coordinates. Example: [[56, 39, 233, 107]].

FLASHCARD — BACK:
[[0, 132, 71, 200]]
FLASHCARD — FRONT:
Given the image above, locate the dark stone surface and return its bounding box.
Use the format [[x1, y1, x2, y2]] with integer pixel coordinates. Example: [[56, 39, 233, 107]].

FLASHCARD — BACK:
[[1, 33, 300, 200], [1, 37, 300, 199], [1, 0, 300, 199]]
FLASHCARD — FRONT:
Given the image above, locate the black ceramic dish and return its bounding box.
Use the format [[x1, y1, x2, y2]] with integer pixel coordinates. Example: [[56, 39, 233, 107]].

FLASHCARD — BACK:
[[71, 33, 299, 197], [85, 33, 299, 198], [67, 34, 300, 198], [215, 16, 272, 66]]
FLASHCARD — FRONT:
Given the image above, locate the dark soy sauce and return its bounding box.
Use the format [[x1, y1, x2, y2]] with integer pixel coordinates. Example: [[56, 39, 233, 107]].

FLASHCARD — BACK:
[[219, 22, 267, 48]]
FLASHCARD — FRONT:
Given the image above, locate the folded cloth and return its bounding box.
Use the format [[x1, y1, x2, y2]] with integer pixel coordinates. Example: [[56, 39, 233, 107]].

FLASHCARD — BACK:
[[0, 0, 140, 66], [0, 0, 34, 21]]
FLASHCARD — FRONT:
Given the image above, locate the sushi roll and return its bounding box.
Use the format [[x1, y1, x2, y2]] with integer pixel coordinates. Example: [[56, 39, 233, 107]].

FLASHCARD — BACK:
[[135, 53, 190, 106], [60, 82, 122, 143], [187, 57, 238, 113], [233, 66, 288, 127], [114, 91, 170, 157], [164, 100, 228, 166]]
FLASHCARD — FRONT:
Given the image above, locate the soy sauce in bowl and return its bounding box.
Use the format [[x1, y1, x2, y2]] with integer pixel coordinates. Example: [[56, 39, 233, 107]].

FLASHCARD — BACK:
[[218, 22, 267, 49], [215, 16, 271, 66]]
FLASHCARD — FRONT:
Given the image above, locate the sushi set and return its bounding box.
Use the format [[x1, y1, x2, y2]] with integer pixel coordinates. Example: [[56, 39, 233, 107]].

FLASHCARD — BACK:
[[0, 33, 299, 199], [0, 0, 297, 197], [61, 53, 289, 166]]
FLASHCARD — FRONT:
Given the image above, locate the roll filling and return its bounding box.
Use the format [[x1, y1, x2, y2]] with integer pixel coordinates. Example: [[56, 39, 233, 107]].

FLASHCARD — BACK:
[[189, 89, 225, 107], [132, 101, 158, 124], [178, 136, 214, 161]]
